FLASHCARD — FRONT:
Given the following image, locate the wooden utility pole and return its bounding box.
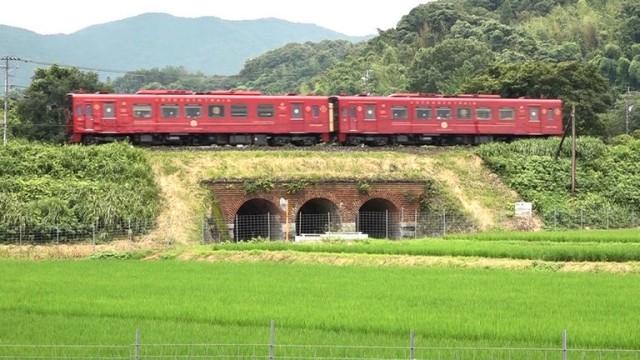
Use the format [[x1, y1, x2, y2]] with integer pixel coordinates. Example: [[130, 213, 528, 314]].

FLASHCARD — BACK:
[[571, 104, 576, 195]]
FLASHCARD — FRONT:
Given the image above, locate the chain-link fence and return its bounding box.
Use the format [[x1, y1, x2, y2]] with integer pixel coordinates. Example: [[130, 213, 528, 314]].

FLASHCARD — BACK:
[[1, 326, 639, 360], [540, 207, 640, 231], [2, 206, 639, 244], [0, 219, 155, 245]]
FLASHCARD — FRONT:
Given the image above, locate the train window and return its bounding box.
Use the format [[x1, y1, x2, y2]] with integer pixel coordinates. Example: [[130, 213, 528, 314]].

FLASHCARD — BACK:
[[365, 105, 376, 120], [392, 106, 408, 120], [133, 105, 152, 119], [436, 107, 451, 120], [499, 108, 515, 121], [231, 104, 248, 118], [161, 105, 179, 118], [547, 109, 555, 121], [85, 105, 93, 117], [311, 105, 320, 118], [476, 108, 491, 120], [208, 105, 225, 118], [457, 107, 472, 120], [75, 106, 84, 116], [291, 103, 303, 119], [103, 103, 115, 119], [185, 105, 202, 119], [257, 104, 275, 118], [529, 107, 540, 122], [416, 108, 432, 120]]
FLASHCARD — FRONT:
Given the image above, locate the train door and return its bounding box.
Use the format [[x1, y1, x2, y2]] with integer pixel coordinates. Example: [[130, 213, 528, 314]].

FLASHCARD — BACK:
[[289, 102, 306, 133], [347, 105, 358, 132], [84, 104, 94, 130], [525, 106, 543, 134], [360, 104, 378, 133]]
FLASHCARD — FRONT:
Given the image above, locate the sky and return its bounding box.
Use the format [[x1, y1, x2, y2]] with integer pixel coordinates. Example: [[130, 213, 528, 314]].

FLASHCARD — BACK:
[[0, 0, 429, 36]]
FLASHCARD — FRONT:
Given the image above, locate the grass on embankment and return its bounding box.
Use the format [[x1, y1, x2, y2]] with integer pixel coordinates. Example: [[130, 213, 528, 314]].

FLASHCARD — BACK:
[[1, 260, 640, 350], [145, 148, 522, 243]]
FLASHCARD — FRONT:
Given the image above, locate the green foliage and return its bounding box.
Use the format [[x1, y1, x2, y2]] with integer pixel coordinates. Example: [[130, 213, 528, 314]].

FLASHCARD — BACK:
[[0, 142, 160, 240], [408, 38, 495, 94], [112, 66, 233, 93], [284, 179, 310, 195], [356, 181, 370, 194], [243, 178, 275, 194], [238, 40, 356, 94], [14, 65, 110, 143], [478, 137, 640, 228]]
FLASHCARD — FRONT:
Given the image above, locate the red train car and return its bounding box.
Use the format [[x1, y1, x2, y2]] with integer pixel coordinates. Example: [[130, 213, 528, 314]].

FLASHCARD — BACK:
[[68, 90, 334, 145], [68, 91, 563, 145], [334, 94, 563, 145]]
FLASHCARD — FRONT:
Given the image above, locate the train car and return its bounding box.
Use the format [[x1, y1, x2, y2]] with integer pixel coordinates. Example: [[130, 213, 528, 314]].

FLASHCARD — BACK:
[[68, 90, 334, 145], [334, 94, 564, 145]]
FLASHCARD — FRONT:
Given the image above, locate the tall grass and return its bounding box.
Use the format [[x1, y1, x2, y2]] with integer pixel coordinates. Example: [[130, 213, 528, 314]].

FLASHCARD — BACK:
[[0, 260, 639, 350]]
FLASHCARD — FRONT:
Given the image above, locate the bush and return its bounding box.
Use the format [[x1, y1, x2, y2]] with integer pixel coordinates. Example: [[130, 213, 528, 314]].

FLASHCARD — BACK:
[[478, 137, 640, 229], [0, 142, 160, 241]]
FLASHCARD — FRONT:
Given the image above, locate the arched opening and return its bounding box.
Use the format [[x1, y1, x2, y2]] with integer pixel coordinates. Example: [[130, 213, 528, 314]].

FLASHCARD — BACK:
[[234, 199, 281, 241], [296, 198, 340, 235], [358, 198, 400, 239]]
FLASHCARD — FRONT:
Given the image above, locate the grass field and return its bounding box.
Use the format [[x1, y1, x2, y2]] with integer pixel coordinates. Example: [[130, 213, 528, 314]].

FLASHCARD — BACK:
[[201, 229, 640, 262], [1, 260, 639, 354], [449, 229, 640, 243]]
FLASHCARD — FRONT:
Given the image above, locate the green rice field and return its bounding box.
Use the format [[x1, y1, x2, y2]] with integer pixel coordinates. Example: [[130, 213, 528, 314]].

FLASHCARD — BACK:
[[205, 229, 640, 262], [1, 259, 639, 358]]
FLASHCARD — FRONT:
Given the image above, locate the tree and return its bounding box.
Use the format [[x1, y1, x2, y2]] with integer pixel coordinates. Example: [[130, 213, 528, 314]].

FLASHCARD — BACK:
[[408, 38, 495, 94], [14, 65, 110, 143], [463, 61, 613, 135]]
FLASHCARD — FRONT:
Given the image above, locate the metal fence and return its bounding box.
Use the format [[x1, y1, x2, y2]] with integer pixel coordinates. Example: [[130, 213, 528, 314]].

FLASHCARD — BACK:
[[1, 326, 639, 359], [0, 219, 155, 245], [1, 206, 639, 244]]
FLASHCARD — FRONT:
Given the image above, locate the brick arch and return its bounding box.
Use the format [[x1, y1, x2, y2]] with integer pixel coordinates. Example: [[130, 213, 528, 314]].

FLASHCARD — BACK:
[[233, 198, 282, 241], [357, 197, 400, 213], [231, 196, 284, 220], [295, 197, 341, 235], [357, 197, 401, 239], [294, 192, 345, 214]]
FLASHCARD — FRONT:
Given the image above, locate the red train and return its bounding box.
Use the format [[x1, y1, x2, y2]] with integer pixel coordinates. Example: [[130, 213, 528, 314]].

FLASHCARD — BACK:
[[67, 90, 563, 145]]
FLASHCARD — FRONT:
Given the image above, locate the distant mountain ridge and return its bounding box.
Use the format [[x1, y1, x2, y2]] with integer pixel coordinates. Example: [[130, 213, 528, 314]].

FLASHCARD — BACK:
[[0, 12, 367, 85]]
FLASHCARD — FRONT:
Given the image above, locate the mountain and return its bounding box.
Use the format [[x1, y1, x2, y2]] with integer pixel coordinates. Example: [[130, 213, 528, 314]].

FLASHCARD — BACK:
[[0, 13, 367, 86]]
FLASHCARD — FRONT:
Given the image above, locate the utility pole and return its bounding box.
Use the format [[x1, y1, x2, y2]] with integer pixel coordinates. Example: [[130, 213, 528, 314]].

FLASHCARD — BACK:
[[626, 87, 635, 135], [2, 56, 8, 146], [1, 56, 22, 146], [571, 104, 576, 195]]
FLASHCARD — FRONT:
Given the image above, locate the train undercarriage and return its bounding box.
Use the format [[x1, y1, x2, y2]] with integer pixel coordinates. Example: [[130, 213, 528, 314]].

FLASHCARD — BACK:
[[81, 133, 527, 146]]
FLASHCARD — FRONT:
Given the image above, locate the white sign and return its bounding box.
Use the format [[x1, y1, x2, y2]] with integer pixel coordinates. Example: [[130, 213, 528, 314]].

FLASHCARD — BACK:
[[279, 197, 288, 212], [514, 202, 533, 218]]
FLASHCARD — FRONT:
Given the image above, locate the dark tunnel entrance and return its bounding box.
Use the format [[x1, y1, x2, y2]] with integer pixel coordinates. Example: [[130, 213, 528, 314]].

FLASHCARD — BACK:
[[234, 199, 281, 241], [357, 198, 400, 239], [296, 198, 340, 235]]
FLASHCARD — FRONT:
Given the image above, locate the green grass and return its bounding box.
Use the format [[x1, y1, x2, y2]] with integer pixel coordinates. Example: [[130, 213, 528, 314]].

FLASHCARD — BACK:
[[1, 260, 640, 355], [205, 228, 640, 262], [447, 229, 640, 243]]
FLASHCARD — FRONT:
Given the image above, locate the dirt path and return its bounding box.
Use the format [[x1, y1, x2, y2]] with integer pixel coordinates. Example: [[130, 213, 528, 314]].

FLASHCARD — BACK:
[[175, 249, 640, 274]]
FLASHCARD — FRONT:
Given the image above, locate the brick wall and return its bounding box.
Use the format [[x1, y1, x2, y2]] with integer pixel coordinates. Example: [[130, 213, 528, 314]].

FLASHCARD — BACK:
[[207, 180, 426, 233]]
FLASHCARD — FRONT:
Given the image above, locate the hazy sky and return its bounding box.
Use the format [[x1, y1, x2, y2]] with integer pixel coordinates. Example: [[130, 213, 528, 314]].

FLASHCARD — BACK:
[[0, 0, 429, 36]]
